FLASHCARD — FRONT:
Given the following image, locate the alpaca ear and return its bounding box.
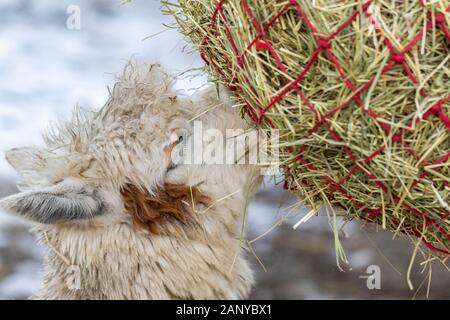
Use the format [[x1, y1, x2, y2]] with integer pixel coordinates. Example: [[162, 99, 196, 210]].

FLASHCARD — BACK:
[[0, 179, 103, 224], [5, 147, 45, 174]]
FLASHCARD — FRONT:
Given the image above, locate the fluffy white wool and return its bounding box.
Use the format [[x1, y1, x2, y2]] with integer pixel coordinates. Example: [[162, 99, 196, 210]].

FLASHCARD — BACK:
[[0, 62, 262, 299]]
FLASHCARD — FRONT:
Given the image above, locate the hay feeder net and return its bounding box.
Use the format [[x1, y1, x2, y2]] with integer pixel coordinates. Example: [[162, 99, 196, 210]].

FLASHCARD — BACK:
[[167, 0, 450, 258]]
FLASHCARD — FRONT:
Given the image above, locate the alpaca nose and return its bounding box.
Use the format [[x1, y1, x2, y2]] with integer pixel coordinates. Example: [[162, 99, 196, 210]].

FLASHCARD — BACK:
[[165, 133, 185, 165], [164, 143, 179, 171]]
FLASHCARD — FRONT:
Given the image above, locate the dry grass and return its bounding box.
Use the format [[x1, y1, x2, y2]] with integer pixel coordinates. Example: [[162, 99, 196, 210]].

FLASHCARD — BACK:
[[163, 0, 450, 263]]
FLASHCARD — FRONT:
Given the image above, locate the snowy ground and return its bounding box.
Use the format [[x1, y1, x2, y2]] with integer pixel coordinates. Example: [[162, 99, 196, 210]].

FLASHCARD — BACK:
[[0, 0, 448, 299]]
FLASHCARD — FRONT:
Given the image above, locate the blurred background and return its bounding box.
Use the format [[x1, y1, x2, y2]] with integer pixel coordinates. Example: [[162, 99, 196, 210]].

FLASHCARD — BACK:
[[0, 0, 448, 299]]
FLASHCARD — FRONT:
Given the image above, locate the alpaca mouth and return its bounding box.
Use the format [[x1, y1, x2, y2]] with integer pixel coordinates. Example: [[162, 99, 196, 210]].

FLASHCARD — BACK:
[[167, 162, 178, 172]]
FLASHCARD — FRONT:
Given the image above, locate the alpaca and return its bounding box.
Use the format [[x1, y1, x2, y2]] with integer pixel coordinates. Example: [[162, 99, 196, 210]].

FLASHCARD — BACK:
[[0, 62, 262, 299]]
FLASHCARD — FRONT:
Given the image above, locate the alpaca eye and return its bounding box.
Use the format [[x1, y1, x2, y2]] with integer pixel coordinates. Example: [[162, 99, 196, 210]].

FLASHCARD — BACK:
[[177, 135, 184, 143]]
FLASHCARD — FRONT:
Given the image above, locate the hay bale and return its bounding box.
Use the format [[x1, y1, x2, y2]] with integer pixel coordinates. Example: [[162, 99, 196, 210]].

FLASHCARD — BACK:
[[165, 0, 450, 258]]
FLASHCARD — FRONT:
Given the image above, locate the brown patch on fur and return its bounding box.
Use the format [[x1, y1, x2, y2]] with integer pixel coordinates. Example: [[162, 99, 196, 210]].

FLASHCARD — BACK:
[[121, 183, 212, 234]]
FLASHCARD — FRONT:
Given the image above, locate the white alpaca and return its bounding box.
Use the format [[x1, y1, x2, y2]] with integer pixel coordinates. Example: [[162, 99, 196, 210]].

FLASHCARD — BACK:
[[0, 63, 262, 299]]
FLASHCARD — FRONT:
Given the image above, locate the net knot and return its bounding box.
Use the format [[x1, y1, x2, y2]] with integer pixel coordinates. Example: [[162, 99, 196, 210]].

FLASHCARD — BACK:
[[392, 134, 402, 142], [318, 38, 331, 49], [431, 102, 443, 113], [434, 14, 446, 24], [391, 53, 405, 64]]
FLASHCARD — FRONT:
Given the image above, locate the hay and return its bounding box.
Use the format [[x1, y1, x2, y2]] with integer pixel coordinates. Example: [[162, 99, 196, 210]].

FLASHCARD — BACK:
[[164, 0, 450, 260]]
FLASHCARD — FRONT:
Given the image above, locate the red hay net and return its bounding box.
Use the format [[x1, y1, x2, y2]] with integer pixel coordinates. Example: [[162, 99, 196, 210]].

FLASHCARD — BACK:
[[199, 0, 450, 255]]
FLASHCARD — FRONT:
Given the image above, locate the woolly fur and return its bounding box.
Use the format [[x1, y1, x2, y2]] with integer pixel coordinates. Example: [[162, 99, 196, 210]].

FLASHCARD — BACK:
[[0, 62, 262, 299]]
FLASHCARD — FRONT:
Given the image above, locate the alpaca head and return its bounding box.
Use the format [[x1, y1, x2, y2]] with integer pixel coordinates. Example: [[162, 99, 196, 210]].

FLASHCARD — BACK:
[[0, 63, 197, 227]]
